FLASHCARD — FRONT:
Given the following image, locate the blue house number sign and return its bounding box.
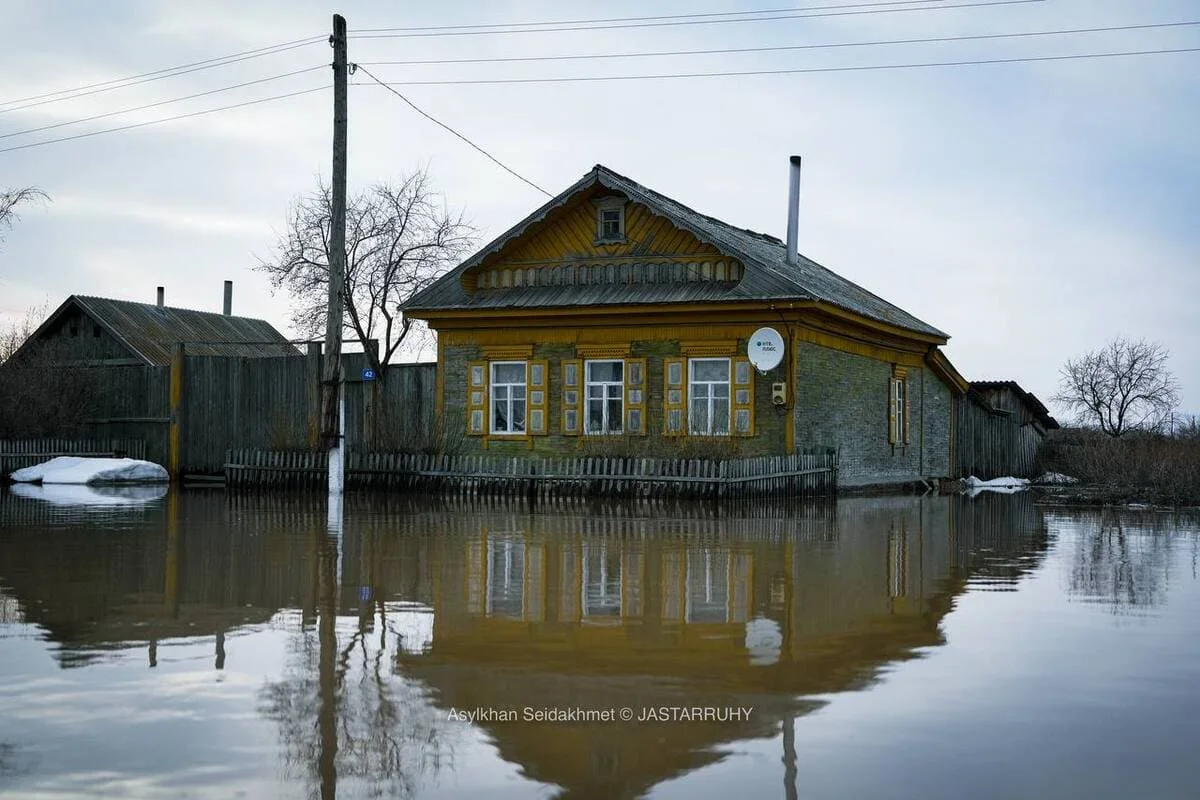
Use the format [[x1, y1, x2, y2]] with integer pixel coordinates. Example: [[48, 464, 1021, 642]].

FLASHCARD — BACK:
[[362, 368, 377, 381]]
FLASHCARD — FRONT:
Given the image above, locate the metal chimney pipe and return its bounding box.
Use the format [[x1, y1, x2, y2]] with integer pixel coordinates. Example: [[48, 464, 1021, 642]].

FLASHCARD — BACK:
[[223, 280, 233, 316], [785, 155, 802, 266], [156, 286, 165, 308]]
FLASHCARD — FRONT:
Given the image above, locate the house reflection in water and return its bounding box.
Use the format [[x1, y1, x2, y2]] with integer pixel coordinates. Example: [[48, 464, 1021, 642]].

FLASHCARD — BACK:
[[374, 494, 1044, 799], [0, 490, 1050, 799]]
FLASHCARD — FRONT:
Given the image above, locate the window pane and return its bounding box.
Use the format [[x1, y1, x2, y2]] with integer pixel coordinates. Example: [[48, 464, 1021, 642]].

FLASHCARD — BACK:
[[513, 386, 526, 401], [713, 399, 730, 434], [667, 409, 682, 433], [692, 383, 709, 400], [564, 409, 578, 432], [470, 410, 484, 432], [530, 390, 544, 406], [690, 402, 708, 434], [587, 360, 623, 383], [606, 398, 623, 431], [530, 363, 544, 385], [713, 383, 729, 399], [668, 362, 682, 386], [628, 408, 642, 433], [628, 389, 643, 405], [493, 363, 525, 383], [692, 359, 729, 382], [588, 385, 604, 400], [530, 409, 544, 433], [587, 401, 603, 432], [735, 389, 750, 405], [735, 409, 751, 433], [564, 390, 578, 406], [512, 400, 526, 432], [494, 385, 509, 402], [564, 363, 578, 386], [493, 401, 508, 432], [471, 365, 485, 386], [667, 389, 682, 405]]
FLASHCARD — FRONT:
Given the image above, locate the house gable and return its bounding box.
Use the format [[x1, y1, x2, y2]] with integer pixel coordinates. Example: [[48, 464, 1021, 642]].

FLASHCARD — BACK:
[[464, 185, 741, 292]]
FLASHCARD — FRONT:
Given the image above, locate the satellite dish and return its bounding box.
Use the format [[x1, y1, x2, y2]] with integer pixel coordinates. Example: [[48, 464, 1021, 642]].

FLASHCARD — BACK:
[[747, 327, 785, 372]]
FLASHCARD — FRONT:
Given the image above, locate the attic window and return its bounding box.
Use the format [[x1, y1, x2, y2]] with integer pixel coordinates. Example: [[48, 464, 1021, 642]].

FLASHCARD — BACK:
[[592, 197, 626, 244]]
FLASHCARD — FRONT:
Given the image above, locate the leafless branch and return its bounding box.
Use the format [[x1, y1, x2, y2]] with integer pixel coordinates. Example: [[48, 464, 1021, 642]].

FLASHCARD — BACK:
[[0, 187, 49, 245], [255, 168, 475, 376], [1052, 337, 1180, 437]]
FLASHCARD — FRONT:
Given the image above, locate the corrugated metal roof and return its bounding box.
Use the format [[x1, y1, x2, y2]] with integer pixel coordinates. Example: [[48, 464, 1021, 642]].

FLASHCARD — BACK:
[[970, 380, 1059, 429], [405, 164, 946, 339], [70, 296, 297, 365]]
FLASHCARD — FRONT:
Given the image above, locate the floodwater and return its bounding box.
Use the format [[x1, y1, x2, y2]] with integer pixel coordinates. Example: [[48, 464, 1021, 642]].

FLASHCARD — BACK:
[[1, 489, 1198, 800]]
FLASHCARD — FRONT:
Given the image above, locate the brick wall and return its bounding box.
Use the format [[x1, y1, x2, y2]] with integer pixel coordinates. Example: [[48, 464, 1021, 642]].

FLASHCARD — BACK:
[[791, 341, 952, 486]]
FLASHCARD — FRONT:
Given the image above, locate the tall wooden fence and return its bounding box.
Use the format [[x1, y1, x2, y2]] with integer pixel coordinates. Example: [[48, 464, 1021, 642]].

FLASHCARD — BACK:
[[0, 438, 146, 476], [180, 353, 436, 475], [224, 450, 838, 500]]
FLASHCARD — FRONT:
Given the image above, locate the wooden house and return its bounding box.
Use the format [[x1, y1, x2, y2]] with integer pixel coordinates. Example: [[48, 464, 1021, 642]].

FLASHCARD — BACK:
[[405, 161, 969, 487], [7, 285, 296, 366], [955, 380, 1060, 479]]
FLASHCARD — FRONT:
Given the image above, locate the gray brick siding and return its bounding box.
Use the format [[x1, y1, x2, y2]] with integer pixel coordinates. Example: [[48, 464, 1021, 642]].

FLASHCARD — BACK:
[[791, 341, 952, 486]]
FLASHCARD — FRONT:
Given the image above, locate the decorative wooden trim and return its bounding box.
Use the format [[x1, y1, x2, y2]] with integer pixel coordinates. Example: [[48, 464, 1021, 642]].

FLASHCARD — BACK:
[[479, 344, 534, 359], [663, 357, 687, 437], [466, 360, 488, 436], [561, 359, 582, 436], [732, 356, 755, 437], [679, 339, 737, 356], [576, 344, 629, 359], [624, 357, 648, 435], [528, 359, 549, 436]]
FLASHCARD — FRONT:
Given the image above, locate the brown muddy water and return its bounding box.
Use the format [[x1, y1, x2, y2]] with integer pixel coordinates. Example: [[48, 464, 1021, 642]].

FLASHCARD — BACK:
[[0, 487, 1198, 799]]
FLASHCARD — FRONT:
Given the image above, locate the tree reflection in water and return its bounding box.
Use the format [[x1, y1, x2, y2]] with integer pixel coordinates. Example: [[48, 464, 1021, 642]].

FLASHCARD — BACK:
[[258, 532, 455, 800], [1066, 511, 1180, 614]]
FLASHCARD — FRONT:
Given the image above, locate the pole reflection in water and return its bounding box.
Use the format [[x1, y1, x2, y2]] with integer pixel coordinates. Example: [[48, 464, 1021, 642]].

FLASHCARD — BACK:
[[318, 529, 339, 800]]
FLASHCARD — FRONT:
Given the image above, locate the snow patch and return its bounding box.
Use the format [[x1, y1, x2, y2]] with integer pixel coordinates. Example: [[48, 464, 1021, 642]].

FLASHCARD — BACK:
[[964, 475, 1030, 496], [11, 456, 169, 485]]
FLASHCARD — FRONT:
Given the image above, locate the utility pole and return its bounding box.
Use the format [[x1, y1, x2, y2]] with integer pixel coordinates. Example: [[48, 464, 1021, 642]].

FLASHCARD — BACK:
[[323, 13, 348, 493]]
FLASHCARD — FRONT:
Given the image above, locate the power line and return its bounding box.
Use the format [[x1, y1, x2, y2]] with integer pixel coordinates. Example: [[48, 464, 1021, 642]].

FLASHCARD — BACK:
[[352, 46, 1200, 86], [353, 65, 551, 197], [349, 0, 1046, 39], [0, 86, 328, 156], [350, 0, 951, 33], [358, 21, 1200, 67], [0, 35, 324, 115], [0, 66, 327, 141]]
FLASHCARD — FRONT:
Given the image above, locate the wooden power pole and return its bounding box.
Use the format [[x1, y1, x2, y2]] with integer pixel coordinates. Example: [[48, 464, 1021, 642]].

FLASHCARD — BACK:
[[322, 13, 348, 486]]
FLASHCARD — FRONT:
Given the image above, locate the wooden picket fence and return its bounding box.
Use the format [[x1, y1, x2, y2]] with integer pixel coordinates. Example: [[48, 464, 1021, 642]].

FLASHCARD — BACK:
[[224, 449, 838, 499], [0, 438, 147, 477]]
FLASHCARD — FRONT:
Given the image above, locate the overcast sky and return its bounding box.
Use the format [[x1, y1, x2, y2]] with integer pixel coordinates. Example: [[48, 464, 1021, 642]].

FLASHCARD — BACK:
[[1, 0, 1197, 417]]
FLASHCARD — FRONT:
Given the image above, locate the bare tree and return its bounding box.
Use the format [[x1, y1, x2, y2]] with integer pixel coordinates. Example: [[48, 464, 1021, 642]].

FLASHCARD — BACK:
[[1053, 338, 1180, 437], [0, 187, 48, 245], [0, 300, 48, 364], [257, 169, 475, 376]]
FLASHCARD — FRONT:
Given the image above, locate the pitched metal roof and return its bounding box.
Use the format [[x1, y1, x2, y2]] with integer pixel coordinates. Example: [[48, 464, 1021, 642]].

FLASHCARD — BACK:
[[20, 295, 298, 366], [970, 380, 1060, 429], [405, 164, 947, 339]]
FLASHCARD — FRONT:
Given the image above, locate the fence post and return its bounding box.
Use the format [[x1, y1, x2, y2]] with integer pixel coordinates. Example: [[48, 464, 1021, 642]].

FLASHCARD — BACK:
[[306, 341, 322, 448], [168, 342, 186, 483]]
